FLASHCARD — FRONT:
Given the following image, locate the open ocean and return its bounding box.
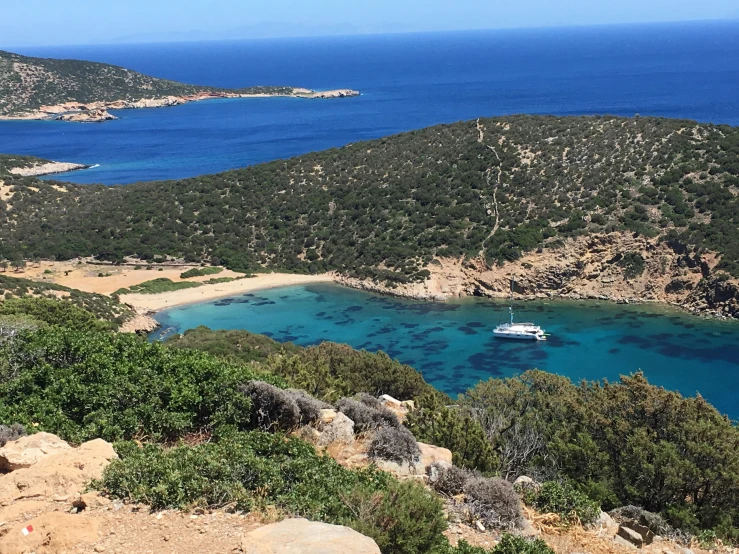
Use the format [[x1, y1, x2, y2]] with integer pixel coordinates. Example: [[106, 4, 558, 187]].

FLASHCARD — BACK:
[[3, 22, 739, 417], [2, 20, 739, 184]]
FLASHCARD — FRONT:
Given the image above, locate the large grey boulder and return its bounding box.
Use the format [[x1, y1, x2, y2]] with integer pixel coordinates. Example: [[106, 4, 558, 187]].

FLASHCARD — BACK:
[[240, 518, 381, 554], [317, 412, 355, 446]]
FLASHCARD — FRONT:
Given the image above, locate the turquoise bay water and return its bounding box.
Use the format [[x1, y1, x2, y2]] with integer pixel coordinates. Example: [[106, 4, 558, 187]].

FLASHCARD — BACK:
[[152, 284, 739, 419]]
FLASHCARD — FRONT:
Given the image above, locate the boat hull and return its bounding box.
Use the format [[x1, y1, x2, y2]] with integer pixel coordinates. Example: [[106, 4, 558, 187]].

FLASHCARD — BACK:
[[493, 331, 543, 340]]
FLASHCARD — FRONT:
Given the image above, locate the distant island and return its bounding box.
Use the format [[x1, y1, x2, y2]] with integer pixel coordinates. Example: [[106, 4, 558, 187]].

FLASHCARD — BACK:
[[0, 49, 359, 122], [1, 115, 738, 320]]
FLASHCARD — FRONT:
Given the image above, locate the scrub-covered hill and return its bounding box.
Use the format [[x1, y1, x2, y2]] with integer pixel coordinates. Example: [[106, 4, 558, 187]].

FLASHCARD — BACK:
[[1, 115, 738, 314]]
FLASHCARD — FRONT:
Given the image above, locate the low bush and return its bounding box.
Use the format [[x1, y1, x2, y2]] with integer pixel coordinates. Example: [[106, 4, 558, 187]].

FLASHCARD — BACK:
[[0, 297, 113, 332], [180, 267, 223, 279], [464, 476, 523, 530], [428, 463, 471, 496], [97, 432, 450, 554], [433, 535, 554, 554], [0, 327, 281, 443], [0, 423, 26, 446], [523, 481, 600, 527], [286, 388, 331, 425], [356, 392, 383, 409], [115, 278, 201, 295], [240, 381, 301, 431], [345, 479, 449, 554], [337, 397, 399, 432], [610, 505, 671, 536], [368, 426, 420, 464], [490, 534, 555, 554], [406, 394, 498, 474]]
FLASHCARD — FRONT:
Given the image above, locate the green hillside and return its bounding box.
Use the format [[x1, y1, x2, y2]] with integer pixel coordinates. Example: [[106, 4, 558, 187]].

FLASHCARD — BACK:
[[1, 115, 739, 284], [0, 49, 294, 115]]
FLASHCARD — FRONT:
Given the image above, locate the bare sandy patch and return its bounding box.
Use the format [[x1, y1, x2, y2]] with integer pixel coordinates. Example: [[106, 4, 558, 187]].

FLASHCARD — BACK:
[[120, 273, 335, 312], [20, 260, 245, 295]]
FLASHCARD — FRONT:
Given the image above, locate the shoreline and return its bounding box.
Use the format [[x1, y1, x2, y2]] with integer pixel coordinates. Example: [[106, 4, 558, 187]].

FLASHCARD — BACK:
[[0, 89, 361, 123], [120, 272, 336, 315], [120, 271, 739, 335], [8, 161, 92, 177]]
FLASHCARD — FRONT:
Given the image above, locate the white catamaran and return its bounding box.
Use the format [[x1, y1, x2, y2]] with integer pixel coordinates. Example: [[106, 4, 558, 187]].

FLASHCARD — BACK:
[[493, 280, 547, 341]]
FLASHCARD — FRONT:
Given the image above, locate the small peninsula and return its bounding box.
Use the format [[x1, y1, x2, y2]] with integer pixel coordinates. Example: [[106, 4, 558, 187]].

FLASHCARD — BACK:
[[0, 49, 359, 122], [0, 153, 90, 177]]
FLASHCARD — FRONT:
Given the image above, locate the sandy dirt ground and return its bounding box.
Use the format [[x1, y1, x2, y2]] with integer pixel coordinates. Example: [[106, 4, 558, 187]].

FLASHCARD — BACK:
[[119, 273, 335, 312], [16, 260, 249, 295], [12, 259, 334, 312]]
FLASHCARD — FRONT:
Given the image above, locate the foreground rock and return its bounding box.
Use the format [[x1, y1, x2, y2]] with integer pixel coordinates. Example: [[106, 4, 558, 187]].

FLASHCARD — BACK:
[[240, 518, 381, 554], [0, 432, 71, 472], [0, 438, 116, 505]]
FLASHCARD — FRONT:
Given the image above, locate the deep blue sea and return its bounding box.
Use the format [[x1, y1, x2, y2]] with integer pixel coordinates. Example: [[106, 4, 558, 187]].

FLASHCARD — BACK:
[[4, 22, 739, 417], [152, 284, 739, 419], [2, 20, 739, 184]]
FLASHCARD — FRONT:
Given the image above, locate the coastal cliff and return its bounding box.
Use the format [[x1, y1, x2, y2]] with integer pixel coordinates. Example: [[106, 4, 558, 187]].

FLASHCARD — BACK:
[[338, 232, 739, 319]]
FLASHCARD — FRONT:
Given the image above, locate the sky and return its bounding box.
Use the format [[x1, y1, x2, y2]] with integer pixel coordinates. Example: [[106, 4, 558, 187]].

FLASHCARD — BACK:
[[3, 0, 739, 47]]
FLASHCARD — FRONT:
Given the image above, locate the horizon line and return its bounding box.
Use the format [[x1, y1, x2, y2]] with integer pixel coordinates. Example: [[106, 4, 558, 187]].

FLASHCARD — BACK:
[[4, 17, 739, 51]]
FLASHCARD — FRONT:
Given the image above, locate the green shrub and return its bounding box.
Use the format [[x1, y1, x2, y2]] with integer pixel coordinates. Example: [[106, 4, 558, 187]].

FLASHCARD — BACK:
[[0, 327, 281, 443], [345, 479, 448, 554], [492, 534, 555, 554], [617, 251, 646, 279], [180, 267, 223, 279], [0, 297, 113, 332], [406, 393, 498, 474], [96, 432, 450, 554], [522, 481, 600, 526], [115, 278, 201, 295]]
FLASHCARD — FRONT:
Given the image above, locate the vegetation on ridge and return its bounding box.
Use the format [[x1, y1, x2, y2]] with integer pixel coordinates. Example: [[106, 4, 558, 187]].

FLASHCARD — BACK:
[[2, 115, 739, 286], [0, 49, 296, 115]]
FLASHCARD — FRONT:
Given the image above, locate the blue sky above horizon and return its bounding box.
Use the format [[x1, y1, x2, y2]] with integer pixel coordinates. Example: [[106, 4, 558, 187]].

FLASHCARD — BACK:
[[3, 0, 739, 48]]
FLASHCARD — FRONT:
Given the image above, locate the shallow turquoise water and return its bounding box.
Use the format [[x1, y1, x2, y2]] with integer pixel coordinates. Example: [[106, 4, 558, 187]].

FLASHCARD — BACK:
[[152, 284, 739, 419]]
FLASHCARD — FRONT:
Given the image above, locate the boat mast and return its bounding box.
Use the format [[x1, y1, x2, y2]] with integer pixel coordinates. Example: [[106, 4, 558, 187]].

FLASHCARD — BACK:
[[509, 278, 514, 325]]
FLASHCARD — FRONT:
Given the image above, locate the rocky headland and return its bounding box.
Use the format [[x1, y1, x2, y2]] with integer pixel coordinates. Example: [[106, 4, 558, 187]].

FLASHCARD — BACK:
[[1, 89, 361, 122], [338, 232, 739, 320], [6, 160, 91, 177]]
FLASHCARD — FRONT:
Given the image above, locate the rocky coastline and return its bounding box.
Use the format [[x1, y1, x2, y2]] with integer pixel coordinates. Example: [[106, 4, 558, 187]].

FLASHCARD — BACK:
[[7, 160, 91, 177], [337, 232, 739, 321], [0, 88, 361, 123]]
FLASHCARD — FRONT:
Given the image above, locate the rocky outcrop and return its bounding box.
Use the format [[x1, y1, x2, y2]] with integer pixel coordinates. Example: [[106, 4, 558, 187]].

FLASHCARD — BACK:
[[0, 432, 71, 472], [5, 88, 360, 122], [118, 313, 160, 334], [339, 232, 739, 320], [55, 108, 117, 122], [125, 96, 186, 109], [241, 518, 381, 554], [299, 89, 360, 99], [8, 161, 90, 177], [0, 437, 116, 505]]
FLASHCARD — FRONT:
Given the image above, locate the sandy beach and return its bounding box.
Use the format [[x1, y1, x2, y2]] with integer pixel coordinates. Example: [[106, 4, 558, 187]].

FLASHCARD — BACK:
[[119, 272, 336, 313]]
